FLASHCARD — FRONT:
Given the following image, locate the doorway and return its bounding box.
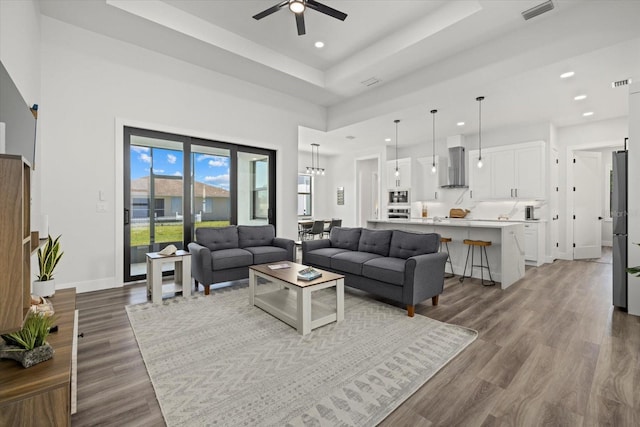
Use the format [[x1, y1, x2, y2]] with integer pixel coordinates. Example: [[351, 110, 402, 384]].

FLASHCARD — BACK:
[[355, 157, 380, 227], [123, 127, 276, 282]]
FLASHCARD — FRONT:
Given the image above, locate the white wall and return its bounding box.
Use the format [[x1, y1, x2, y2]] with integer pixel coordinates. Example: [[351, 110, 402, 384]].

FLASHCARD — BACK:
[[628, 83, 640, 316], [0, 0, 43, 242], [39, 16, 325, 292]]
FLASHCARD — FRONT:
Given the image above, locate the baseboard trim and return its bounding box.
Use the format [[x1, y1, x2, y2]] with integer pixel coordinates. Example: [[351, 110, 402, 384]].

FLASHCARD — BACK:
[[57, 277, 122, 294]]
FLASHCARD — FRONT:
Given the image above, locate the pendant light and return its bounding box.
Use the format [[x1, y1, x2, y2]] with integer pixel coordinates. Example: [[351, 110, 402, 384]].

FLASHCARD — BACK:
[[305, 143, 325, 175], [476, 96, 484, 168], [394, 119, 400, 177], [430, 109, 437, 174]]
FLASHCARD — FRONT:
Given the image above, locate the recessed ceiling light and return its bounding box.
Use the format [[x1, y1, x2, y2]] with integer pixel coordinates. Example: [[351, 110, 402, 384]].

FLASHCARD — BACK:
[[384, 138, 391, 142], [457, 122, 465, 126], [560, 71, 575, 79], [574, 94, 587, 101], [314, 41, 324, 49], [583, 111, 594, 117]]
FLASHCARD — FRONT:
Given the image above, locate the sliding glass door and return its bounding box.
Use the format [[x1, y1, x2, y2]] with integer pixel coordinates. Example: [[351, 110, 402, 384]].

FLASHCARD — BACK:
[[124, 127, 276, 282]]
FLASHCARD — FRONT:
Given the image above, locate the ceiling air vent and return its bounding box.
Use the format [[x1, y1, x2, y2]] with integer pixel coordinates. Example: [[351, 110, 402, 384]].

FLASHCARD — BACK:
[[360, 77, 381, 87], [612, 78, 632, 88], [522, 0, 554, 20]]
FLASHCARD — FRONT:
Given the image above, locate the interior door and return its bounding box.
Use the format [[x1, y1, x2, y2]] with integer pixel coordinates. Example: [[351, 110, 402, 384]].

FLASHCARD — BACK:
[[573, 151, 602, 259], [550, 147, 559, 260]]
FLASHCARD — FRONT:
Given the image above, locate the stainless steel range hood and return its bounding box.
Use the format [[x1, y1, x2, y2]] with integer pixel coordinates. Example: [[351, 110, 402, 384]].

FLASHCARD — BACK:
[[441, 146, 468, 188]]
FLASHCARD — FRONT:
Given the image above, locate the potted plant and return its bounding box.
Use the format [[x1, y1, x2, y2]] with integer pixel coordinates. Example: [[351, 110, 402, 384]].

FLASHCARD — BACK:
[[0, 311, 56, 368], [33, 234, 64, 297]]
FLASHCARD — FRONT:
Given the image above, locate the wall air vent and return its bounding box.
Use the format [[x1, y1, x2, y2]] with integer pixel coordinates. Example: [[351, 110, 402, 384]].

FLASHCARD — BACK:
[[612, 78, 632, 88], [522, 0, 554, 20], [360, 77, 381, 87]]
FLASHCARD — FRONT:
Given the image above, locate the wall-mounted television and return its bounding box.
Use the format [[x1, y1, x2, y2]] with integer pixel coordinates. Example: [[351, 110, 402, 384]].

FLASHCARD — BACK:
[[0, 61, 37, 167]]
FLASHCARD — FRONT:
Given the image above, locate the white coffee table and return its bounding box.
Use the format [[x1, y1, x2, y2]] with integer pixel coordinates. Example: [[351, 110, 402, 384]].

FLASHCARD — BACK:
[[249, 261, 344, 335], [146, 250, 192, 304]]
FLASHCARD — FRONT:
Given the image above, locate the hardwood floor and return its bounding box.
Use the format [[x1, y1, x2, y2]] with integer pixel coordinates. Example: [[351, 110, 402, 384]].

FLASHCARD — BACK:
[[71, 258, 640, 426]]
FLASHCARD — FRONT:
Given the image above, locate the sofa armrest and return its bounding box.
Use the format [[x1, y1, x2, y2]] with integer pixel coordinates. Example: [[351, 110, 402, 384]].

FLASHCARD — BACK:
[[187, 242, 213, 285], [402, 252, 448, 306], [273, 237, 295, 261]]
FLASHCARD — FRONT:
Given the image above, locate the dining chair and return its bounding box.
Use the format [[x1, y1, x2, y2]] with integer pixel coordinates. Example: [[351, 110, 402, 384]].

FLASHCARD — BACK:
[[307, 220, 325, 240], [323, 218, 342, 237]]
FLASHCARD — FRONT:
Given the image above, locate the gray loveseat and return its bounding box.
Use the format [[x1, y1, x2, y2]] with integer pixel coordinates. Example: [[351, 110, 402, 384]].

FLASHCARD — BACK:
[[302, 227, 447, 317], [188, 225, 295, 295]]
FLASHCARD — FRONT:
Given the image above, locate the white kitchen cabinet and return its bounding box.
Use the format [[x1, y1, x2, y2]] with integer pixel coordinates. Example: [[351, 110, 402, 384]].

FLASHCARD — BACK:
[[386, 158, 412, 189], [523, 221, 545, 266], [469, 141, 546, 200], [468, 150, 492, 200], [415, 156, 446, 201]]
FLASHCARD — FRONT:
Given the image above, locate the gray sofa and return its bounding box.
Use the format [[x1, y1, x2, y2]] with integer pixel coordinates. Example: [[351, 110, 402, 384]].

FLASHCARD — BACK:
[[188, 225, 295, 295], [302, 227, 447, 317]]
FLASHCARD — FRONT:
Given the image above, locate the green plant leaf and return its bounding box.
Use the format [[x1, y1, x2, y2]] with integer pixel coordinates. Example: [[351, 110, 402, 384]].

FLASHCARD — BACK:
[[1, 312, 55, 350], [36, 234, 63, 281]]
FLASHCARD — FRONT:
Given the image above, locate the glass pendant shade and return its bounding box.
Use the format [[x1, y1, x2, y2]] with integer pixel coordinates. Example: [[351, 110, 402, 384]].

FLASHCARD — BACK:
[[476, 96, 484, 169]]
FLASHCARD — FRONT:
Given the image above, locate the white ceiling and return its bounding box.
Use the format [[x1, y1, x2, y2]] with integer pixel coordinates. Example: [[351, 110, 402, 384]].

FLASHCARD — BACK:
[[39, 0, 640, 154]]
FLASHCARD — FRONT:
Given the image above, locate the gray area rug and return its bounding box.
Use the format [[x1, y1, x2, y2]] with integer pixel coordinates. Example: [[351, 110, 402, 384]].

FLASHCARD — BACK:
[[126, 283, 477, 426]]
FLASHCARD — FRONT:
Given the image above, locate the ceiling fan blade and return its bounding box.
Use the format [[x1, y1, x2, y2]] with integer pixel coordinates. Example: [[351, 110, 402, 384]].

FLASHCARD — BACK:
[[306, 0, 348, 21], [252, 0, 289, 20], [296, 13, 306, 35]]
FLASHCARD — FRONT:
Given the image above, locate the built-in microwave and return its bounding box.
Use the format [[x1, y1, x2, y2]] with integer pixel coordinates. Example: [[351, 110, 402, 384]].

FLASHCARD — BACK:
[[388, 189, 410, 205]]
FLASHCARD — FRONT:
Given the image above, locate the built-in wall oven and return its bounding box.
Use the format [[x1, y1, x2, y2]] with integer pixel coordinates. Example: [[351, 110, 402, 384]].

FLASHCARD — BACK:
[[388, 189, 410, 205], [388, 207, 410, 219]]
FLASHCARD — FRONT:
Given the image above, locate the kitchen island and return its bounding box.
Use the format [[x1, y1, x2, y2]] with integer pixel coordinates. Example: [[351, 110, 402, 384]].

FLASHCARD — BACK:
[[367, 219, 525, 289]]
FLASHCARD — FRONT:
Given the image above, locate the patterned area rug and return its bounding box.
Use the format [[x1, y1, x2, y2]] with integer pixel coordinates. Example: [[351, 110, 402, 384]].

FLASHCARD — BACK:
[[126, 283, 477, 426]]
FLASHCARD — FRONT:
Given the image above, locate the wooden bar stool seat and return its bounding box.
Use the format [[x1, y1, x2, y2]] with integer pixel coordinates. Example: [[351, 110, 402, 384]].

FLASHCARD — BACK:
[[459, 239, 496, 286], [440, 237, 454, 278]]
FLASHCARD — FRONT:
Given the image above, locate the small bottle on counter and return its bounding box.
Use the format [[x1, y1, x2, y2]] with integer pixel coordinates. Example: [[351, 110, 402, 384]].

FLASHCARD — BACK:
[[421, 203, 428, 218]]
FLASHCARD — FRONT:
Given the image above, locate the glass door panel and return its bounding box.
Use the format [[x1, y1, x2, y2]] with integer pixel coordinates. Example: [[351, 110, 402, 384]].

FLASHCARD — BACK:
[[237, 151, 272, 225], [191, 144, 231, 235], [126, 135, 184, 281]]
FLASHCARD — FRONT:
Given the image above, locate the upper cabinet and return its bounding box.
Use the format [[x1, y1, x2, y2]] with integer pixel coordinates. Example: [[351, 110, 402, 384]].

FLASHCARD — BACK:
[[468, 151, 492, 200], [386, 158, 412, 189], [469, 141, 546, 200], [415, 156, 446, 201]]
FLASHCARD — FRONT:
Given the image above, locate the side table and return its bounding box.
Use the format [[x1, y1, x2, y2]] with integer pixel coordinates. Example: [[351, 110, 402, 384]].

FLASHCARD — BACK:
[[146, 250, 192, 304]]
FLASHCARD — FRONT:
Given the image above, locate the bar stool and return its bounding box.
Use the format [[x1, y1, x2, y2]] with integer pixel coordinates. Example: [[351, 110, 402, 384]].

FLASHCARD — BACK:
[[459, 239, 496, 286], [440, 237, 455, 278]]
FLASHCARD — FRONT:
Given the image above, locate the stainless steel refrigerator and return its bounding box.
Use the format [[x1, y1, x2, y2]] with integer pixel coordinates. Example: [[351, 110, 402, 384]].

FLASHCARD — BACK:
[[612, 149, 628, 308]]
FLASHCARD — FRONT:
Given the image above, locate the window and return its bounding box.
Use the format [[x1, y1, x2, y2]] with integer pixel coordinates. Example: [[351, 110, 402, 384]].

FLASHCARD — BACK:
[[298, 174, 312, 216], [251, 159, 269, 219]]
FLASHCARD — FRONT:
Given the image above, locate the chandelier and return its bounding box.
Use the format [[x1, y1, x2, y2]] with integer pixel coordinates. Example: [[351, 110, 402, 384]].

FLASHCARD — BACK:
[[306, 143, 325, 175]]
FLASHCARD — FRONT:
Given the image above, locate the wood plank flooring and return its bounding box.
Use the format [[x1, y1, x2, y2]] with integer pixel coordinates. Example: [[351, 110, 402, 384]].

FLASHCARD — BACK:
[[71, 257, 640, 426]]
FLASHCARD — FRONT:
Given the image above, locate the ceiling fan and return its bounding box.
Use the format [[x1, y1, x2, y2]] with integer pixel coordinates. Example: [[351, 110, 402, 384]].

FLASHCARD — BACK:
[[253, 0, 348, 36]]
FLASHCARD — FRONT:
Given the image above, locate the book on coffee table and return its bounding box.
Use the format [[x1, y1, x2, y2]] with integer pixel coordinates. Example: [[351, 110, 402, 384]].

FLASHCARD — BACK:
[[297, 267, 322, 281], [267, 263, 290, 270]]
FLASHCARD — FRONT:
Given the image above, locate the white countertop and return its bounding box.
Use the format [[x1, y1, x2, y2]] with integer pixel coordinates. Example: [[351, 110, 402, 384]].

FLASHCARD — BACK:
[[368, 218, 526, 228]]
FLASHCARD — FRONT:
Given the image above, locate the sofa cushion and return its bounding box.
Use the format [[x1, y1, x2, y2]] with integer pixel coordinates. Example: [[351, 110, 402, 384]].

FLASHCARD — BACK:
[[238, 225, 275, 248], [305, 248, 349, 268], [331, 251, 383, 275], [244, 246, 289, 265], [358, 229, 393, 256], [211, 248, 253, 270], [389, 231, 440, 259], [196, 226, 238, 251], [362, 257, 406, 286], [329, 227, 362, 251]]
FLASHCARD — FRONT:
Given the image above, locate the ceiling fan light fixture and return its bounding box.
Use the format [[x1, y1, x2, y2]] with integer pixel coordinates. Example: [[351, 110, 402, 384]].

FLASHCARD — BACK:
[[289, 0, 305, 14]]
